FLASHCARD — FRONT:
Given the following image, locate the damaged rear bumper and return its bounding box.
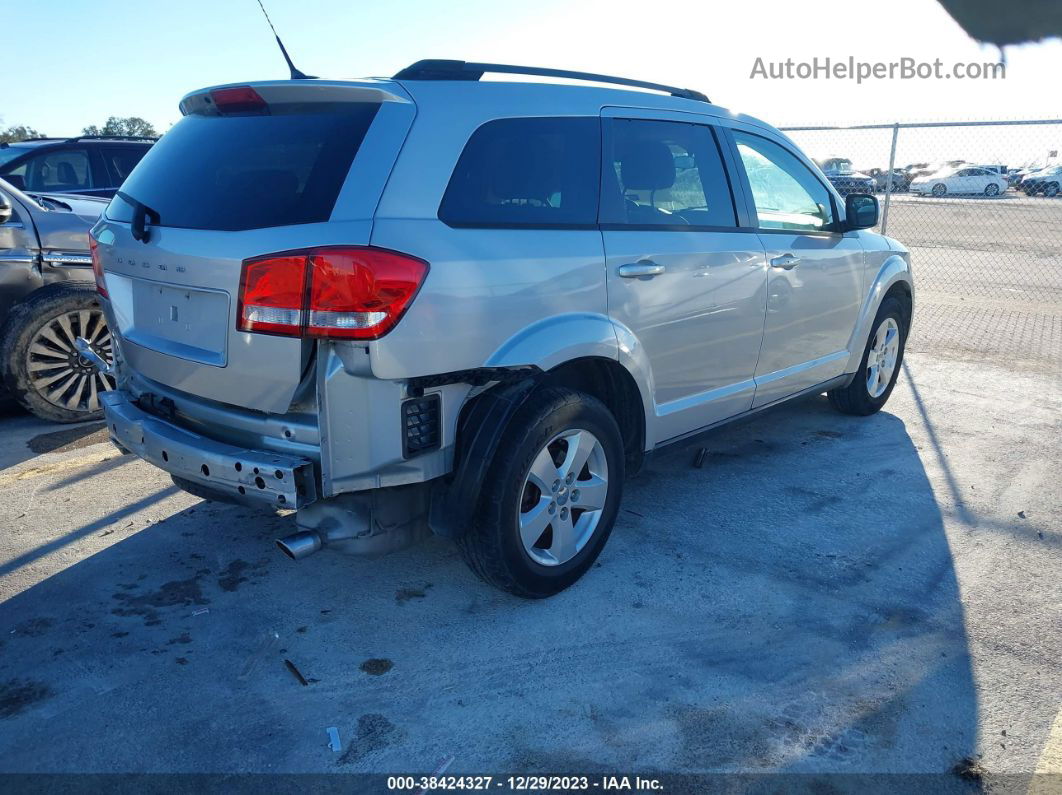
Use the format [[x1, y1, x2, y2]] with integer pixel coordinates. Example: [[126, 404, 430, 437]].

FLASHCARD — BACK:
[[100, 390, 318, 509]]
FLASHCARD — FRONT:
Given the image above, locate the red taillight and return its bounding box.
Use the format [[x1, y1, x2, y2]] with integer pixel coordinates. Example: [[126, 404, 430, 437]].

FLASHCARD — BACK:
[[209, 86, 268, 115], [237, 254, 308, 336], [88, 233, 107, 297], [237, 247, 428, 340]]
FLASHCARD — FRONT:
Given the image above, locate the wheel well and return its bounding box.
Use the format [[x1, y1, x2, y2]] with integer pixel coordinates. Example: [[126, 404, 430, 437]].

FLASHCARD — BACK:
[[543, 357, 646, 475], [883, 281, 912, 322]]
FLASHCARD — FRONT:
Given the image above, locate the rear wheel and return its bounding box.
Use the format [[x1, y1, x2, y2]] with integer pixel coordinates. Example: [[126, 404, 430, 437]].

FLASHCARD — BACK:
[[1, 283, 114, 423], [456, 386, 624, 598], [827, 296, 909, 416], [984, 182, 1000, 196], [1046, 182, 1060, 198]]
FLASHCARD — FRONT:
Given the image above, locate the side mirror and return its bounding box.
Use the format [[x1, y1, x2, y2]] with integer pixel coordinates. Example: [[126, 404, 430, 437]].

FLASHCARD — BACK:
[[844, 193, 878, 230], [0, 191, 12, 225]]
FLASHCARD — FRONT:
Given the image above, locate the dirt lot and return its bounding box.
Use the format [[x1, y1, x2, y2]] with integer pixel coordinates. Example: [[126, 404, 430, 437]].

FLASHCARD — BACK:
[[0, 345, 1059, 783]]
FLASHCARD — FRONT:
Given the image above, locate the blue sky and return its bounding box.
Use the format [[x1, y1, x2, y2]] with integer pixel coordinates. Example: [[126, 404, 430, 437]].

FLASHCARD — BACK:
[[5, 0, 1060, 139]]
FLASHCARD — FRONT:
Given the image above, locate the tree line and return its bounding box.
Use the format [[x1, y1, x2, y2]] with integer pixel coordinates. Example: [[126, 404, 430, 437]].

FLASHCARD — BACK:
[[1, 116, 159, 144]]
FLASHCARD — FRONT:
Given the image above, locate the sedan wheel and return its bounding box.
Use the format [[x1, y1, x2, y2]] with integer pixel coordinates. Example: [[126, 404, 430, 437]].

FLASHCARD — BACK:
[[519, 428, 609, 567], [932, 183, 947, 196], [1047, 183, 1060, 198], [984, 182, 1000, 196], [27, 308, 114, 414]]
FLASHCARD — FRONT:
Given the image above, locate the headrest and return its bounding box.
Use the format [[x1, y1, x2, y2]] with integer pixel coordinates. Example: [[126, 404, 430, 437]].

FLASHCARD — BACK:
[[57, 162, 78, 184], [619, 139, 675, 191]]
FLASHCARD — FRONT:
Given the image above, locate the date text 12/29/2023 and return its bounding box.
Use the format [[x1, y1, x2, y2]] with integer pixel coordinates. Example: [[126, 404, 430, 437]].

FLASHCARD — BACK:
[[386, 775, 664, 791]]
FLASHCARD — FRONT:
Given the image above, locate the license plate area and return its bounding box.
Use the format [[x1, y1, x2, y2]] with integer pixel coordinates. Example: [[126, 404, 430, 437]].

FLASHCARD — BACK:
[[113, 276, 230, 366]]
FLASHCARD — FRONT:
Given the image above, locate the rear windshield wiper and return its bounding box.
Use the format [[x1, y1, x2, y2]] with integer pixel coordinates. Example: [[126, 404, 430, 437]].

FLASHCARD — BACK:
[[116, 190, 161, 243]]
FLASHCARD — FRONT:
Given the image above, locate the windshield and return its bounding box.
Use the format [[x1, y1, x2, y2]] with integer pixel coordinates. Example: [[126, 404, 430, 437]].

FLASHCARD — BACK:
[[109, 103, 379, 231], [0, 146, 29, 168], [822, 159, 855, 175]]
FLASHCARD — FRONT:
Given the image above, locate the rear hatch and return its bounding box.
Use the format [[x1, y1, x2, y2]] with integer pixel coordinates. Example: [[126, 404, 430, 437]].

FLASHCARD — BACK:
[[92, 80, 414, 414]]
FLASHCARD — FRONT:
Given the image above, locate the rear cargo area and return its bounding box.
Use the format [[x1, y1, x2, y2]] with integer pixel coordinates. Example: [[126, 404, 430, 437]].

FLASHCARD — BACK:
[[93, 80, 414, 416]]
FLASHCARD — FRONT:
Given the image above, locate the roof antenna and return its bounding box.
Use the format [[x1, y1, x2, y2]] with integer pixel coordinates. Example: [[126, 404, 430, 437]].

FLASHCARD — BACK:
[[255, 0, 315, 80]]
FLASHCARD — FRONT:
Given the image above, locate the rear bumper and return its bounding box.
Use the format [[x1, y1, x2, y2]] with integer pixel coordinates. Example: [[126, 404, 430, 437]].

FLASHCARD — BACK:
[[101, 390, 318, 509]]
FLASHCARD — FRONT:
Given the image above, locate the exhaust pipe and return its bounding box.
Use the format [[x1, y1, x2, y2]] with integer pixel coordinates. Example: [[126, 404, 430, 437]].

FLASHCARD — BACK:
[[276, 531, 323, 560]]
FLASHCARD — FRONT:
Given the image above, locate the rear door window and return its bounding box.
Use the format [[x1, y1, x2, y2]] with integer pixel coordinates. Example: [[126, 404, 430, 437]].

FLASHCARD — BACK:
[[108, 104, 379, 231], [22, 148, 94, 191], [601, 119, 736, 228], [439, 117, 600, 227]]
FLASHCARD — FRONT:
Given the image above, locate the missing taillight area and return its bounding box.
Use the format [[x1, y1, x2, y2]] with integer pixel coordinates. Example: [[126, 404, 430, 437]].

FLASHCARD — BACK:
[[88, 233, 108, 297], [237, 247, 428, 340]]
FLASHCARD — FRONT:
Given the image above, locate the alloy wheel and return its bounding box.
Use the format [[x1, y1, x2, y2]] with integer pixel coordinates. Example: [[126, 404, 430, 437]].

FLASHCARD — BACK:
[[26, 309, 114, 413], [866, 317, 900, 399], [518, 428, 609, 567]]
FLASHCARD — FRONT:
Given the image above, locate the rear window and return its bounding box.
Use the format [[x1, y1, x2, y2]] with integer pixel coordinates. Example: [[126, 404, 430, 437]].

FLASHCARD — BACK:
[[439, 117, 600, 227], [107, 104, 379, 231]]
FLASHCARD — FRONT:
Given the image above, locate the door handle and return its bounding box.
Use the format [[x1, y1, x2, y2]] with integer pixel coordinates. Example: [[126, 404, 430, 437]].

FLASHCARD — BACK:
[[770, 254, 801, 270], [618, 261, 666, 278]]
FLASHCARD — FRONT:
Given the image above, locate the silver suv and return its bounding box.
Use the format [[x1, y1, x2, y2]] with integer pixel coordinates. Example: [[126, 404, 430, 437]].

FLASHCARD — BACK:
[[90, 61, 913, 597]]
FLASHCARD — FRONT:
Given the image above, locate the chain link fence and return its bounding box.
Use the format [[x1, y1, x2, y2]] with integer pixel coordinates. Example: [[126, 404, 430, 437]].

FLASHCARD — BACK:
[[780, 120, 1062, 368]]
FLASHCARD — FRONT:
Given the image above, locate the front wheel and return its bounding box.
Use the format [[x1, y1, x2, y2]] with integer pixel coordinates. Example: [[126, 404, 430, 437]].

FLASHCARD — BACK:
[[828, 296, 909, 416], [932, 183, 947, 197], [456, 386, 624, 598], [1046, 182, 1060, 198]]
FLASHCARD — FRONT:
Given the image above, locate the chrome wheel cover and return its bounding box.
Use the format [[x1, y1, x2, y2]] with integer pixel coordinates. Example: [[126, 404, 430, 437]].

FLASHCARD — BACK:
[[518, 428, 609, 567], [866, 317, 900, 399], [27, 309, 114, 413]]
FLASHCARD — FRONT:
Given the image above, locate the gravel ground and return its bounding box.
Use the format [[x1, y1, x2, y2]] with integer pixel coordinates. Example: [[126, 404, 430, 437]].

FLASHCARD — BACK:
[[0, 347, 1059, 784]]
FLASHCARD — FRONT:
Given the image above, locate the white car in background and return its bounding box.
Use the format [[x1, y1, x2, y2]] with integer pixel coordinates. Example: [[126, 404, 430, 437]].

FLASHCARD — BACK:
[[909, 166, 1008, 197]]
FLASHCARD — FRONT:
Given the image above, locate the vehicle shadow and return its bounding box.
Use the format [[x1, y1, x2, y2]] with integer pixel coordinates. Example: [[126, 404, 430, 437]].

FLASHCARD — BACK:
[[0, 391, 978, 781], [0, 400, 108, 471]]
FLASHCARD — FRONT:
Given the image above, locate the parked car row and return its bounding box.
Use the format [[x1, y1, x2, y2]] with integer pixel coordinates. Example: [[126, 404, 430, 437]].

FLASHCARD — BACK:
[[818, 156, 1061, 198]]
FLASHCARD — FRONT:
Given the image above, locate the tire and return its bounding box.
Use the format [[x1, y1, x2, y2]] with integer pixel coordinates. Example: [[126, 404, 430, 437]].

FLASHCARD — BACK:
[[0, 282, 115, 423], [984, 182, 1000, 196], [827, 296, 909, 416], [931, 183, 947, 197], [1046, 182, 1060, 198], [456, 386, 625, 598]]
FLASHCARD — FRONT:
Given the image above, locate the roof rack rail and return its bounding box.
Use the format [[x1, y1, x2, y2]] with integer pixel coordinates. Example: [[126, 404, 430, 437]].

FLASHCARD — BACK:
[[66, 135, 159, 143], [393, 60, 709, 103]]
